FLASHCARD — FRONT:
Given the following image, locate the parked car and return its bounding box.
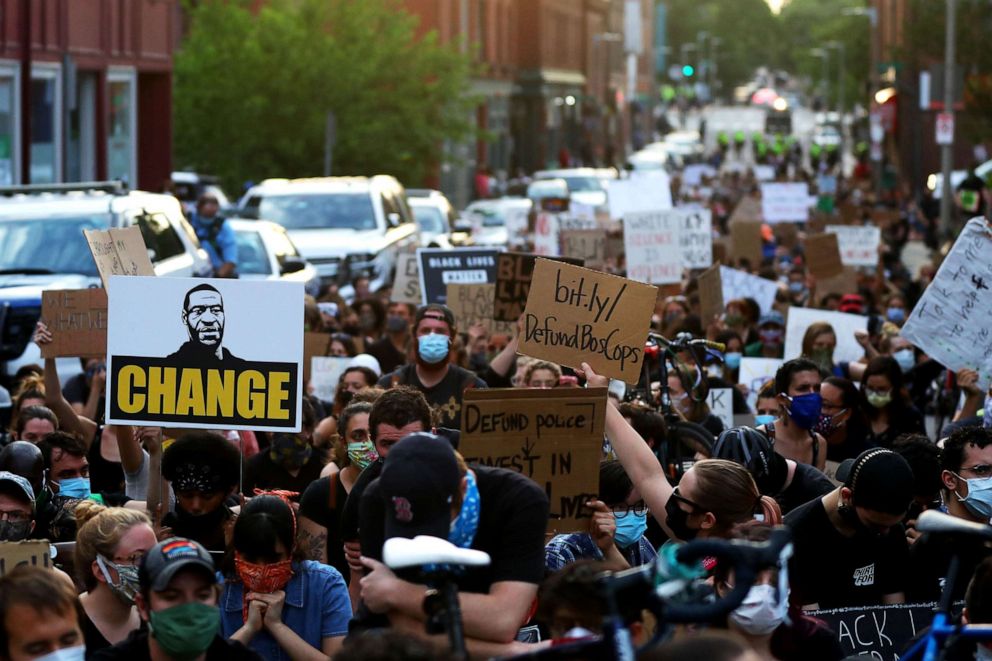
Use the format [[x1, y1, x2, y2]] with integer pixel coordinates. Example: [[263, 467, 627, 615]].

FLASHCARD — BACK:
[[237, 176, 420, 299], [0, 181, 212, 383], [533, 168, 611, 212], [170, 171, 231, 216], [227, 219, 320, 296], [462, 198, 533, 248]]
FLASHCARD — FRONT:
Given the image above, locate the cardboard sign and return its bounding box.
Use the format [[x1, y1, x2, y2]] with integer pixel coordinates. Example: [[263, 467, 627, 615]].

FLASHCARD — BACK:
[[0, 540, 51, 575], [561, 230, 606, 271], [447, 283, 515, 336], [106, 276, 304, 432], [493, 253, 583, 323], [826, 225, 882, 267], [698, 265, 724, 324], [729, 196, 763, 225], [720, 267, 778, 314], [303, 332, 331, 383], [310, 356, 351, 402], [623, 211, 682, 285], [391, 253, 422, 305], [39, 289, 108, 358], [519, 260, 657, 383], [678, 207, 713, 269], [804, 233, 844, 279], [83, 226, 155, 288], [417, 247, 499, 306], [902, 218, 992, 390], [534, 212, 561, 256], [608, 176, 673, 219], [729, 221, 764, 265], [459, 387, 607, 533], [810, 603, 936, 659], [773, 222, 800, 250], [783, 307, 868, 365], [708, 388, 734, 431], [816, 268, 860, 297], [761, 182, 810, 223], [738, 357, 782, 410]]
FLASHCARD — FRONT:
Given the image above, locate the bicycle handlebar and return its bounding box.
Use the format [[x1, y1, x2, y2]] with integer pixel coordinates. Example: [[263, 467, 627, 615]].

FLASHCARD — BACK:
[[647, 331, 726, 354]]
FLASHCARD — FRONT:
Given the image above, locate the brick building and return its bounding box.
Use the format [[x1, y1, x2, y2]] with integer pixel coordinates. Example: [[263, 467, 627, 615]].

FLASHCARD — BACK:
[[0, 0, 176, 189]]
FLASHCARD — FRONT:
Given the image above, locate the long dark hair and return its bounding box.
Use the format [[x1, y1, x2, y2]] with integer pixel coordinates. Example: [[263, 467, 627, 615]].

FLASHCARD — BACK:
[[229, 495, 304, 568], [823, 376, 869, 439]]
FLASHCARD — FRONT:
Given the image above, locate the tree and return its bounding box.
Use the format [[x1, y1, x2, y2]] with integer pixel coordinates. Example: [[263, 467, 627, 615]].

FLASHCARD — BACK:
[[174, 0, 478, 191]]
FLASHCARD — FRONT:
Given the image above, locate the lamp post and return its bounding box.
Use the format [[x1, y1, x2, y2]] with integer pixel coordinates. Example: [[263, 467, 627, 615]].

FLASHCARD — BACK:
[[938, 0, 957, 238]]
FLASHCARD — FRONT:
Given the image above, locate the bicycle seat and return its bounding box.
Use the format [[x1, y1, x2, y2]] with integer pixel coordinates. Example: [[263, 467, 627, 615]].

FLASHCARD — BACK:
[[383, 535, 491, 570], [916, 509, 992, 540]]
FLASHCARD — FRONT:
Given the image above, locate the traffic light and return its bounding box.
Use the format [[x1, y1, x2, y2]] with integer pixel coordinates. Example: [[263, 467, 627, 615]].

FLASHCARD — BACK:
[[682, 64, 695, 77]]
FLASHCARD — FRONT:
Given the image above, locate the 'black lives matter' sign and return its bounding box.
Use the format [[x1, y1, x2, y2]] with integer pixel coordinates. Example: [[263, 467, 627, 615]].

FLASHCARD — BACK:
[[417, 248, 499, 305]]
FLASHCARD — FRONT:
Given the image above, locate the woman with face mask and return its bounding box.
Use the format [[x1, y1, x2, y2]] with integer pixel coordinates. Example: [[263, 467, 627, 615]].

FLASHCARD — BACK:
[[244, 399, 324, 497], [351, 299, 385, 345], [74, 501, 158, 655], [800, 322, 845, 378], [819, 377, 874, 462], [223, 494, 352, 659], [860, 356, 925, 448], [667, 367, 725, 438], [707, 330, 753, 416]]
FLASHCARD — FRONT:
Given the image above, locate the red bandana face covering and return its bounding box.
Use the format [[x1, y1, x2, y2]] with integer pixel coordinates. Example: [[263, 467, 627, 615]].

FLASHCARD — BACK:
[[235, 552, 294, 621]]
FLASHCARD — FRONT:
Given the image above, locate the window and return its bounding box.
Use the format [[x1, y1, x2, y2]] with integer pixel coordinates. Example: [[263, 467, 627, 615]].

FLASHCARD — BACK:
[[107, 69, 136, 185], [30, 65, 61, 184], [258, 193, 377, 230], [135, 212, 185, 262], [380, 191, 402, 227], [233, 230, 272, 275], [0, 63, 19, 185]]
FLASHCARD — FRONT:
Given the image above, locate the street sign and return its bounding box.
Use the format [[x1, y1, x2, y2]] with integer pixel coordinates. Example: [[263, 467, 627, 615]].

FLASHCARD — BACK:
[[936, 113, 954, 146]]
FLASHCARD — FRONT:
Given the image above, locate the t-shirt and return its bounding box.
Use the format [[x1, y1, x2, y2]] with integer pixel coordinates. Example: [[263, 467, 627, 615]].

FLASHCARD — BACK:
[[339, 459, 383, 543], [242, 450, 325, 498], [61, 372, 90, 405], [906, 530, 992, 604], [784, 497, 909, 609], [366, 336, 407, 375], [298, 472, 352, 580], [377, 364, 487, 429], [777, 463, 835, 514], [90, 630, 260, 661]]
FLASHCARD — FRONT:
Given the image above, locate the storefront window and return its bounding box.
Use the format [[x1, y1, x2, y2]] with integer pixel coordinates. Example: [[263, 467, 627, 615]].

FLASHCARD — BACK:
[[30, 72, 58, 183], [107, 72, 135, 185], [0, 74, 15, 185]]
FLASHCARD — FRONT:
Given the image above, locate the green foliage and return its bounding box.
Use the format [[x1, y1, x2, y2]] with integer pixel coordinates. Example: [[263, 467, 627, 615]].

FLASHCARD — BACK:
[[174, 0, 477, 191]]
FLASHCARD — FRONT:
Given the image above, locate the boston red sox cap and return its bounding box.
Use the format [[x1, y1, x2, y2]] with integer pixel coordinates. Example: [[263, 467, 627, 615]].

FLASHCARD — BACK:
[[378, 433, 461, 541]]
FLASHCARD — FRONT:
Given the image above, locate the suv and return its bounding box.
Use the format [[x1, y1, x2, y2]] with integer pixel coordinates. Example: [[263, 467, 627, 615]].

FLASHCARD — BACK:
[[237, 176, 420, 298], [0, 181, 212, 383]]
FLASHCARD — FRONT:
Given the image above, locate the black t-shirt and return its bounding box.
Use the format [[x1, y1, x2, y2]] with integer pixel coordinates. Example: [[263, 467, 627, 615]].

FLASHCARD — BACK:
[[366, 337, 407, 375], [784, 497, 909, 609], [360, 465, 549, 594], [377, 364, 487, 429], [62, 373, 89, 404], [242, 450, 325, 497], [88, 432, 125, 496], [865, 406, 926, 449], [777, 463, 834, 514], [298, 473, 351, 580], [339, 459, 383, 543], [906, 530, 992, 604], [90, 629, 260, 661]]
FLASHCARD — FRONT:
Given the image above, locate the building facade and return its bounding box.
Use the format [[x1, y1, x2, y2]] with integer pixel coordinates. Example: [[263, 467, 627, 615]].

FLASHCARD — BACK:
[[0, 0, 176, 190]]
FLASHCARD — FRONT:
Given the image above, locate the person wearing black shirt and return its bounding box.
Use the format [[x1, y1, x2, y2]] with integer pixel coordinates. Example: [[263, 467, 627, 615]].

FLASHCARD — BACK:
[[785, 448, 914, 610], [366, 302, 414, 375], [243, 399, 323, 497]]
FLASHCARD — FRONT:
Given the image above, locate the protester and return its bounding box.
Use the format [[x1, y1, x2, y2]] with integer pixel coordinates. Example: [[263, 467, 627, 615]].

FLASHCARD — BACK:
[[667, 364, 724, 437], [352, 298, 386, 345], [330, 366, 378, 416], [0, 565, 85, 661], [800, 321, 847, 378], [188, 193, 238, 278], [753, 382, 780, 427], [758, 358, 827, 472], [0, 441, 58, 541], [367, 302, 414, 375], [243, 399, 323, 496], [520, 361, 562, 389], [10, 405, 58, 443], [860, 356, 925, 447], [62, 357, 106, 421], [329, 333, 359, 358], [818, 376, 872, 462], [744, 311, 785, 359]]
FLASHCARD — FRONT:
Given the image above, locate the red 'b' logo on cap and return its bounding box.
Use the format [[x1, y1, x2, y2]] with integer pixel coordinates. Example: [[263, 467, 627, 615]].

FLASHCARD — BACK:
[[392, 496, 413, 522]]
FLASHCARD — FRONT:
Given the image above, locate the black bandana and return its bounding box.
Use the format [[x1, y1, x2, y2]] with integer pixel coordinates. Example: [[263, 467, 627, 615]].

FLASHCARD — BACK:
[[172, 463, 226, 494]]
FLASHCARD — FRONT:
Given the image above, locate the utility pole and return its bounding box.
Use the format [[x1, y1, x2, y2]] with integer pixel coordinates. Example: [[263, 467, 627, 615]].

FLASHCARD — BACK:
[[938, 0, 957, 238]]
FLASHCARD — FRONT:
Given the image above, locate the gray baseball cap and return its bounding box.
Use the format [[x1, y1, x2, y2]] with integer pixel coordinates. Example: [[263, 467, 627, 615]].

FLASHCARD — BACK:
[[0, 471, 35, 511]]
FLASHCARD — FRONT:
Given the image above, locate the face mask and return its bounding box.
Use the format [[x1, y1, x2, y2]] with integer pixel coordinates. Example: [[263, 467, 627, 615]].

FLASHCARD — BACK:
[[342, 323, 361, 336], [385, 315, 408, 333], [813, 410, 846, 437], [810, 347, 833, 368], [788, 281, 805, 295], [449, 471, 481, 549], [664, 311, 682, 325], [893, 348, 915, 373], [417, 333, 450, 365], [614, 511, 648, 548], [33, 646, 86, 661], [784, 392, 822, 430], [759, 328, 783, 346], [724, 352, 742, 370], [664, 497, 698, 541], [729, 583, 788, 635], [838, 503, 883, 539], [725, 314, 744, 327], [0, 519, 31, 542], [347, 440, 379, 471], [96, 554, 141, 604], [359, 312, 377, 330], [755, 414, 776, 426], [865, 389, 892, 409], [673, 392, 692, 414], [953, 474, 992, 519], [886, 307, 906, 323], [268, 433, 313, 471], [235, 552, 294, 620], [56, 477, 91, 499], [149, 601, 220, 660]]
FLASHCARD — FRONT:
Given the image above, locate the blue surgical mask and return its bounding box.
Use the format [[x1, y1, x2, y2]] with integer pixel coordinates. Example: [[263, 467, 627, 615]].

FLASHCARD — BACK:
[[755, 414, 777, 426], [33, 646, 86, 661], [449, 471, 480, 549], [614, 511, 648, 548], [418, 333, 451, 365], [886, 307, 906, 324], [57, 477, 91, 499], [724, 352, 742, 370], [954, 473, 992, 519], [893, 348, 915, 373], [784, 392, 822, 430]]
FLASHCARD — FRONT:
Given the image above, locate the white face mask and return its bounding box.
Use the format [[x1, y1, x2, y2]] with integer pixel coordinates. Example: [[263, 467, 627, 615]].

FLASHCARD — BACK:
[[729, 583, 788, 635], [33, 646, 86, 661]]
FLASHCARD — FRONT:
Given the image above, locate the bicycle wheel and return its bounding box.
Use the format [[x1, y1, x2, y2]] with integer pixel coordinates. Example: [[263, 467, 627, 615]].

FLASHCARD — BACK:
[[659, 420, 715, 483]]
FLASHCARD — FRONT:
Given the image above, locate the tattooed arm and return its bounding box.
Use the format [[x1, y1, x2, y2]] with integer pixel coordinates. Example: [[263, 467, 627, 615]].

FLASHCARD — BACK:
[[297, 515, 328, 565]]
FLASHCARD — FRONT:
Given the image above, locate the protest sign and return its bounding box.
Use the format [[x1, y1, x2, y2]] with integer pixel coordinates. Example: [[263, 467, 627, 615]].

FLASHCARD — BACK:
[[678, 208, 713, 269], [738, 358, 782, 410], [534, 212, 561, 256], [417, 247, 499, 305], [608, 176, 673, 219], [460, 387, 607, 533], [729, 221, 764, 265], [84, 226, 156, 288], [520, 260, 657, 383], [708, 388, 734, 431], [391, 253, 422, 305], [729, 196, 763, 225], [447, 283, 515, 336], [682, 164, 717, 187], [623, 211, 682, 285], [804, 233, 844, 279], [303, 332, 331, 383], [505, 206, 530, 247], [720, 267, 778, 314], [816, 268, 860, 297], [39, 289, 108, 358], [783, 307, 868, 364], [310, 356, 351, 403], [106, 276, 304, 432], [760, 182, 810, 223], [0, 540, 51, 575], [902, 218, 992, 390], [558, 212, 598, 232], [772, 223, 800, 250], [561, 230, 606, 271], [698, 265, 724, 323], [826, 225, 882, 267], [753, 165, 776, 182], [493, 253, 584, 323], [810, 602, 936, 659]]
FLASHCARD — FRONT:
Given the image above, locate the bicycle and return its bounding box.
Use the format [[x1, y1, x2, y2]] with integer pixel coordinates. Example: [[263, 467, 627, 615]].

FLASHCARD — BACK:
[[899, 509, 992, 661]]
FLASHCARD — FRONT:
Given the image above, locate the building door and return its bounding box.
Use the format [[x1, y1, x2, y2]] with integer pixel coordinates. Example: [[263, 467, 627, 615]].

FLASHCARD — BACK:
[[66, 72, 97, 182], [30, 64, 61, 184]]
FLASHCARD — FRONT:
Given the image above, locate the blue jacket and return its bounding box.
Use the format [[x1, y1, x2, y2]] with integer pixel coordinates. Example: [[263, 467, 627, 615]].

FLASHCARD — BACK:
[[190, 212, 238, 269], [220, 560, 351, 660]]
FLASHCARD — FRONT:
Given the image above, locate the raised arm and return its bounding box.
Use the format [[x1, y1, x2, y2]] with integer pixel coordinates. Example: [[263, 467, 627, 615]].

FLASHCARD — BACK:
[[35, 323, 98, 445]]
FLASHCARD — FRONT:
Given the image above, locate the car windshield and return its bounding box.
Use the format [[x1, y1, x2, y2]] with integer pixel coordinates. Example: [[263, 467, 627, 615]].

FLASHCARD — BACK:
[[233, 229, 272, 275], [258, 193, 377, 230], [559, 177, 603, 193], [0, 214, 111, 275], [468, 207, 507, 227], [412, 205, 448, 234], [528, 181, 567, 198]]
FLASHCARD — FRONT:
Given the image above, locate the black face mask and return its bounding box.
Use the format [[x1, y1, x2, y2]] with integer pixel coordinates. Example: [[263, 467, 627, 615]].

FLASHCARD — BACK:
[[175, 503, 229, 532], [838, 503, 884, 539], [664, 497, 699, 541], [0, 519, 31, 542]]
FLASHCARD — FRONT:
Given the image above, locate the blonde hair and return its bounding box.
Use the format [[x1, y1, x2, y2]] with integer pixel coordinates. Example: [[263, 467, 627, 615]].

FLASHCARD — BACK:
[[522, 361, 562, 386], [74, 502, 151, 591], [690, 459, 782, 536]]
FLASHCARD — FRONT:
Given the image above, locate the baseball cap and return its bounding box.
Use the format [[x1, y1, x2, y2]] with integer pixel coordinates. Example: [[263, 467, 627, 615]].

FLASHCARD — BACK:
[[0, 471, 35, 511], [836, 448, 914, 515], [378, 433, 461, 541], [349, 353, 382, 377], [415, 304, 456, 334], [140, 537, 217, 592], [758, 310, 785, 328]]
